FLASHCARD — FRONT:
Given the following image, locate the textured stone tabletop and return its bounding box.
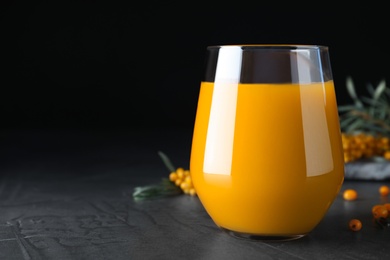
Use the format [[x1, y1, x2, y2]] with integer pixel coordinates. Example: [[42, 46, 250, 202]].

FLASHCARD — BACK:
[[1, 128, 390, 260]]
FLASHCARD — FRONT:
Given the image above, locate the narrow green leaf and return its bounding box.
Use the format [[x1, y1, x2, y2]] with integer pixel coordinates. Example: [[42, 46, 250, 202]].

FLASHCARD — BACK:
[[378, 107, 388, 120], [360, 96, 377, 106], [133, 178, 182, 201], [158, 151, 176, 172], [367, 83, 375, 96], [345, 118, 364, 133], [373, 80, 387, 101], [338, 105, 362, 112], [340, 116, 359, 129], [363, 124, 388, 134], [346, 76, 364, 108]]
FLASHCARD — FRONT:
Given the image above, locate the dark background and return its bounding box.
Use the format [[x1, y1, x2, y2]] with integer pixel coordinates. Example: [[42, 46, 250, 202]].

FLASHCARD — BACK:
[[0, 2, 388, 131]]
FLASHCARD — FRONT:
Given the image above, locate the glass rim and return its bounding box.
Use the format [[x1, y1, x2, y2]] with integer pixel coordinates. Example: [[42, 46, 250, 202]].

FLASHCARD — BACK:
[[203, 44, 333, 83], [206, 44, 328, 51]]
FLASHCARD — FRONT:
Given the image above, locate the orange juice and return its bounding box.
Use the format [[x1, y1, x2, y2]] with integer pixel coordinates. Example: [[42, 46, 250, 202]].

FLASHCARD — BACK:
[[190, 81, 344, 236]]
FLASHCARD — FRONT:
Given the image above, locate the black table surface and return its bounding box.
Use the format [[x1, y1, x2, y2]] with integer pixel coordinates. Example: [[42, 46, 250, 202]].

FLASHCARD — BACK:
[[1, 128, 390, 260]]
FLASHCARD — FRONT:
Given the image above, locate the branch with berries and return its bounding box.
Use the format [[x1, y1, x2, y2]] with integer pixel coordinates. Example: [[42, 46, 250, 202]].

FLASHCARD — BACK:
[[132, 151, 196, 201]]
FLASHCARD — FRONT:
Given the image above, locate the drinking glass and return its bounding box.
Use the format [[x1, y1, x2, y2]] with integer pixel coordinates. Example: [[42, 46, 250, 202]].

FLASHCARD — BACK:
[[190, 45, 344, 241]]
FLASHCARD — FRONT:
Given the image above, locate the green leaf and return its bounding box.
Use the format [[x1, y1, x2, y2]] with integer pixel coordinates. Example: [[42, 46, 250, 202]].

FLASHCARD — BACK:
[[133, 178, 182, 201], [378, 107, 388, 120], [158, 151, 176, 172], [345, 118, 364, 133], [364, 124, 388, 134], [338, 105, 361, 112], [340, 116, 359, 129], [373, 80, 387, 101], [360, 96, 377, 106], [346, 76, 364, 108], [367, 83, 375, 96]]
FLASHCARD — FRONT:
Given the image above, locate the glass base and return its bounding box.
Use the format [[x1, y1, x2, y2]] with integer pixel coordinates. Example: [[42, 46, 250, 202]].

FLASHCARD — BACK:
[[220, 227, 307, 242]]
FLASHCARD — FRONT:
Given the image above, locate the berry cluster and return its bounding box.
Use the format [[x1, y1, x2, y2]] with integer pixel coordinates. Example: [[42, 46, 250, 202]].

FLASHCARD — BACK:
[[169, 167, 196, 196], [341, 133, 390, 163]]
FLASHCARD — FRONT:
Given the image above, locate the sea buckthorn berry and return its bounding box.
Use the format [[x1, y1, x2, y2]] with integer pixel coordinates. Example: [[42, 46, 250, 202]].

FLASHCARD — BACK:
[[343, 189, 358, 201], [372, 204, 382, 214], [379, 185, 390, 196], [180, 182, 189, 190], [189, 188, 196, 196], [372, 205, 389, 219], [384, 151, 390, 160], [175, 179, 182, 186], [383, 203, 390, 212], [185, 176, 192, 185], [349, 219, 362, 231], [169, 172, 178, 182], [176, 168, 185, 178]]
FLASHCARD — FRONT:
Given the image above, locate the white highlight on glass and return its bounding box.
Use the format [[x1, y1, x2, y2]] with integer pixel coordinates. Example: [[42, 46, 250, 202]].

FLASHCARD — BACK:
[[300, 84, 334, 176], [203, 46, 242, 175], [295, 50, 333, 176]]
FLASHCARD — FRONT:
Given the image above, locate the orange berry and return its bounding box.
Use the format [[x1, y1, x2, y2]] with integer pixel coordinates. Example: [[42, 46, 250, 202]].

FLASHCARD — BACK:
[[384, 151, 390, 160], [379, 185, 390, 196], [372, 204, 383, 214], [184, 170, 190, 176], [169, 172, 178, 182], [189, 188, 196, 196], [343, 189, 358, 201], [372, 205, 388, 219], [383, 203, 390, 212], [184, 176, 192, 185], [349, 219, 362, 231], [176, 168, 185, 179], [180, 182, 189, 190]]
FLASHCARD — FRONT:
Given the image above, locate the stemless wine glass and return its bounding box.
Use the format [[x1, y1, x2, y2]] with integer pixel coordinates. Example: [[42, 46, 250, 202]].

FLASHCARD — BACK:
[[190, 45, 345, 241]]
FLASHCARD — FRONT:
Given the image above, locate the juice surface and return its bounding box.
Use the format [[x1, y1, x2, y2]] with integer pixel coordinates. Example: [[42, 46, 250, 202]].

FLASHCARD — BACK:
[[190, 81, 344, 235]]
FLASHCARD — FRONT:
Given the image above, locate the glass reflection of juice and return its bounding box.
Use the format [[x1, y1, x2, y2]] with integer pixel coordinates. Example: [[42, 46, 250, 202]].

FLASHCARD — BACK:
[[190, 81, 344, 235]]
